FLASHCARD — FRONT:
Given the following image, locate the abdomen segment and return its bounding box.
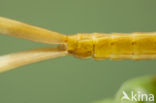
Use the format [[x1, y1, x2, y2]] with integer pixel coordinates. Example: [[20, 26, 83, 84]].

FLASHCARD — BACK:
[[93, 33, 156, 60]]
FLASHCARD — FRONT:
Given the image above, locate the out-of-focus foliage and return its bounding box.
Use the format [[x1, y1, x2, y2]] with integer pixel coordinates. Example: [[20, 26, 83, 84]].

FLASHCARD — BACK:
[[93, 76, 156, 103]]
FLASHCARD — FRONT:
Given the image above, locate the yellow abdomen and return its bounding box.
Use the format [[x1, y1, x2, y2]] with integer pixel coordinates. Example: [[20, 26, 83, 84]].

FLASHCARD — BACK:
[[67, 33, 156, 60]]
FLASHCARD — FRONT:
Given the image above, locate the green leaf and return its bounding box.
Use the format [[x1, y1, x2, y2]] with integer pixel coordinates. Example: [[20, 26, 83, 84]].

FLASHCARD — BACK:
[[114, 76, 156, 103]]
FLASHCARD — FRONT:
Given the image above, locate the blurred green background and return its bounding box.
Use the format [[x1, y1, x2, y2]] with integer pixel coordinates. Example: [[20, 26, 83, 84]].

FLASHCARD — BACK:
[[0, 0, 156, 103]]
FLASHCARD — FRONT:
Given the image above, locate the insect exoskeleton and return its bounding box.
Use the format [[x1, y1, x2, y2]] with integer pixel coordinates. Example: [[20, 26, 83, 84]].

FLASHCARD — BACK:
[[67, 33, 94, 58], [67, 33, 156, 60], [67, 33, 113, 59], [1, 17, 156, 72]]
